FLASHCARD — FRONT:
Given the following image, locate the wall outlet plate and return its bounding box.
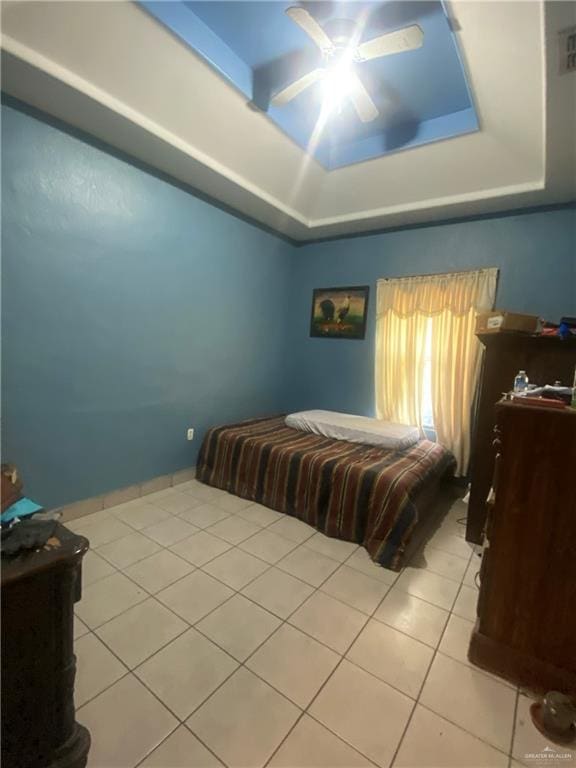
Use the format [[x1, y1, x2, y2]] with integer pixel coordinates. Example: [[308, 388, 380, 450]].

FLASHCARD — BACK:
[[187, 428, 194, 441]]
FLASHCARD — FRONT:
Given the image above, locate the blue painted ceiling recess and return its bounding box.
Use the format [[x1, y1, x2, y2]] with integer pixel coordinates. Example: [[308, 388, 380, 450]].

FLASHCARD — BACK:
[[140, 1, 478, 170]]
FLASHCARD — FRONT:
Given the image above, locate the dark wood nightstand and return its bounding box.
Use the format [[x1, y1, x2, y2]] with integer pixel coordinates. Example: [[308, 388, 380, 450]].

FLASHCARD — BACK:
[[1, 523, 91, 768]]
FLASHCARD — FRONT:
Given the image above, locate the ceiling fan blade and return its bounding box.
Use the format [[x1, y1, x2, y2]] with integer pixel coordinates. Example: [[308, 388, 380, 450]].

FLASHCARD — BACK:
[[348, 71, 379, 122], [271, 68, 325, 106], [286, 7, 335, 53], [356, 24, 423, 62]]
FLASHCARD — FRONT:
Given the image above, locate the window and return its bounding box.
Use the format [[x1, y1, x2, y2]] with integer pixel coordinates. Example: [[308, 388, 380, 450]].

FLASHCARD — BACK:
[[375, 268, 498, 474], [421, 317, 434, 430]]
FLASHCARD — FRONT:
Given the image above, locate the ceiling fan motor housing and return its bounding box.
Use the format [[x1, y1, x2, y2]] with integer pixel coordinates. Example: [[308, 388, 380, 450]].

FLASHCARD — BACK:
[[323, 17, 358, 49]]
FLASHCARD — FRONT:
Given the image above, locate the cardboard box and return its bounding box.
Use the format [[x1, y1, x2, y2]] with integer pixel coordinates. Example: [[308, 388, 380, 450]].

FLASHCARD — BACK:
[[476, 311, 539, 334]]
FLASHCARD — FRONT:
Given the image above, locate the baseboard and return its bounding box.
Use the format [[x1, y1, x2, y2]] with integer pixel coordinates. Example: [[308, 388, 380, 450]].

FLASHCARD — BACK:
[[57, 466, 197, 523]]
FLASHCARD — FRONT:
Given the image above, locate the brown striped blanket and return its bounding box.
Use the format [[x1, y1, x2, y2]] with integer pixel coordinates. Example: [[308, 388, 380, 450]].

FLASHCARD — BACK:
[[197, 416, 454, 570]]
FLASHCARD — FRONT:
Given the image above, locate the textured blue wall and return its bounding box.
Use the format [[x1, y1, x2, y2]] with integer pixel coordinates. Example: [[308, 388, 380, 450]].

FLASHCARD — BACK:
[[1, 102, 292, 508], [3, 100, 574, 509], [287, 207, 576, 415]]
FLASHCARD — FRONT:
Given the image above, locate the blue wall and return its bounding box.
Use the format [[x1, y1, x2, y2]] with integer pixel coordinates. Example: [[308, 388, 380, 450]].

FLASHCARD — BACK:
[[287, 208, 576, 415], [1, 102, 292, 508], [3, 99, 575, 509]]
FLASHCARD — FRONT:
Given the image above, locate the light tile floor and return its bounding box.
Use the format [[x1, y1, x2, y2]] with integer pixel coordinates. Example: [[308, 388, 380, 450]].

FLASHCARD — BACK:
[[68, 482, 562, 768]]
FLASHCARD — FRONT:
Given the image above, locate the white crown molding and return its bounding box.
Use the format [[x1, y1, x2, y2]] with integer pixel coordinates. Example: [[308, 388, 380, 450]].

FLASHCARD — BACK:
[[1, 0, 573, 241], [2, 35, 311, 232]]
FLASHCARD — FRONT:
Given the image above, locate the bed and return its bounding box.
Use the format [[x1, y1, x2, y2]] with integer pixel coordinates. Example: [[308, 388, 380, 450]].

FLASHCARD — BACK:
[[196, 416, 455, 571]]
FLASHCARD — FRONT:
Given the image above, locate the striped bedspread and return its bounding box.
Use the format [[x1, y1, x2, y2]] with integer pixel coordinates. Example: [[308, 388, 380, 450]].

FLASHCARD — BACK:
[[197, 416, 454, 570]]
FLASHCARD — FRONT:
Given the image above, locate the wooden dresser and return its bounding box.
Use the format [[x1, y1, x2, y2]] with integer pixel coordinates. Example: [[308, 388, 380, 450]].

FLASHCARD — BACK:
[[467, 333, 576, 544], [1, 524, 91, 768], [468, 401, 576, 693]]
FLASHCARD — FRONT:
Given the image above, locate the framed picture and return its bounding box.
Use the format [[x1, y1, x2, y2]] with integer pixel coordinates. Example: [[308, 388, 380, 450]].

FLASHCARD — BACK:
[[310, 286, 370, 340]]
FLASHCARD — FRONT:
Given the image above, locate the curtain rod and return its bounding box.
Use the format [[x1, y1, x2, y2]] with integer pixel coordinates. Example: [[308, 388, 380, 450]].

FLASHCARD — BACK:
[[378, 267, 499, 282]]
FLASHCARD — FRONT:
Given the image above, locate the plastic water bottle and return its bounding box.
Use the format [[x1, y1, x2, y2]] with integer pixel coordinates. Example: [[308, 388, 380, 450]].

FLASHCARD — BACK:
[[513, 370, 529, 394]]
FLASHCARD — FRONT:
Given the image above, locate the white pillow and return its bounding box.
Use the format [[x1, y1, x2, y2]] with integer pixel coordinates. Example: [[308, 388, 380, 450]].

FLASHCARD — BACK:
[[285, 410, 420, 450]]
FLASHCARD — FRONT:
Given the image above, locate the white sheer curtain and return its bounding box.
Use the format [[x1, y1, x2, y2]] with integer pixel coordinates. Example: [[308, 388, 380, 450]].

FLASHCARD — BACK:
[[375, 268, 498, 474]]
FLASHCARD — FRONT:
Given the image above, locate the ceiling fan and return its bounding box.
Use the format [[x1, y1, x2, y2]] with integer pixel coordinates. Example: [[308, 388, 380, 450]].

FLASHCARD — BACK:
[[271, 6, 424, 123]]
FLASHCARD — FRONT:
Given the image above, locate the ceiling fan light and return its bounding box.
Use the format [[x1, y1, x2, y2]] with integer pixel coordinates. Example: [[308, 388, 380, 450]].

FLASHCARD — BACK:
[[321, 61, 355, 113]]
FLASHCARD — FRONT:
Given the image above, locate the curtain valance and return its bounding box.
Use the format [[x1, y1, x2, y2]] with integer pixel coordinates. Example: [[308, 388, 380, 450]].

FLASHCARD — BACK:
[[377, 268, 498, 318]]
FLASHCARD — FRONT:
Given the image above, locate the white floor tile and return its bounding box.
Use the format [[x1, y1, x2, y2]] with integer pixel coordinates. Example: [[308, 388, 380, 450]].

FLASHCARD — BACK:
[[395, 567, 460, 611], [157, 570, 233, 624], [214, 492, 254, 514], [140, 725, 224, 767], [143, 517, 199, 546], [202, 548, 269, 590], [135, 628, 238, 719], [345, 548, 399, 585], [240, 529, 298, 564], [512, 693, 576, 766], [347, 619, 434, 698], [438, 614, 476, 668], [76, 572, 147, 628], [207, 514, 261, 544], [124, 549, 194, 594], [109, 500, 172, 531], [419, 546, 469, 583], [321, 565, 391, 615], [81, 550, 115, 587], [74, 615, 90, 640], [67, 509, 112, 532], [374, 586, 449, 648], [435, 513, 467, 540], [96, 531, 161, 569], [277, 545, 340, 587], [242, 568, 315, 619], [181, 480, 223, 503], [429, 528, 472, 559], [304, 532, 359, 563], [75, 633, 126, 707], [177, 503, 231, 529], [78, 674, 177, 768], [394, 704, 509, 767], [187, 667, 300, 768], [269, 714, 373, 768], [196, 594, 281, 661], [170, 530, 232, 566], [71, 515, 134, 548], [420, 653, 516, 752], [289, 591, 367, 654], [142, 488, 179, 503], [95, 598, 188, 668], [267, 516, 316, 544], [247, 624, 339, 708], [452, 584, 479, 622], [148, 490, 200, 514], [309, 660, 413, 767], [237, 503, 284, 527]]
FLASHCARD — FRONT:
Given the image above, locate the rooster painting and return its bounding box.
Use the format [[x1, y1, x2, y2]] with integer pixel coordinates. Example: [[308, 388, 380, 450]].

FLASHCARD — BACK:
[[310, 286, 369, 340], [336, 295, 351, 324]]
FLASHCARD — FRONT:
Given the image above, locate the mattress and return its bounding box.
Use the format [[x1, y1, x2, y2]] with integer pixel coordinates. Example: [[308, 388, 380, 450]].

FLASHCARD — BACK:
[[197, 416, 454, 570], [285, 410, 420, 450]]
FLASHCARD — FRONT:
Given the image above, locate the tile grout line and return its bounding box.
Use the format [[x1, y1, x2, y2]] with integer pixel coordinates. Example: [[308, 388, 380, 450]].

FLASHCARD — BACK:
[[78, 512, 471, 672], [261, 546, 410, 768], [78, 499, 474, 612], [508, 689, 520, 767], [387, 549, 514, 768], [386, 560, 466, 768], [75, 492, 504, 768], [73, 494, 369, 765]]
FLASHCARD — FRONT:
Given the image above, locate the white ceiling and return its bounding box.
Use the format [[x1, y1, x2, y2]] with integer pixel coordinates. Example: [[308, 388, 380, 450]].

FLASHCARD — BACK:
[[2, 1, 575, 241]]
